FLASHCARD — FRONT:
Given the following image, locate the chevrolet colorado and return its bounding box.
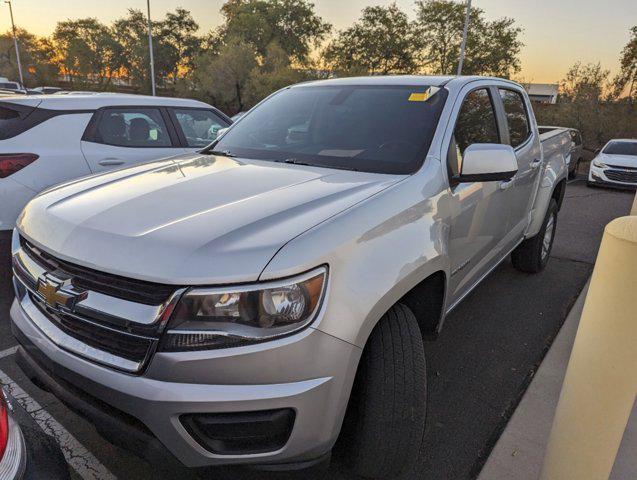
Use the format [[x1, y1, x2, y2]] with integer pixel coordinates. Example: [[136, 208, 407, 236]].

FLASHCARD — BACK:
[[10, 76, 572, 479]]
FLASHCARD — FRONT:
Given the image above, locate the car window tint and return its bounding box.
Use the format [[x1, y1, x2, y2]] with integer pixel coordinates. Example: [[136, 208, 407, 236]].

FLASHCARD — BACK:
[[95, 108, 172, 147], [213, 84, 449, 175], [0, 105, 21, 140], [173, 109, 228, 147], [603, 141, 637, 156], [498, 89, 530, 148], [449, 88, 500, 176]]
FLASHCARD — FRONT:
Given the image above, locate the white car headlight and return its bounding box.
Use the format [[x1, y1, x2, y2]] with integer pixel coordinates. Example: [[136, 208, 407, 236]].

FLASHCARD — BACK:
[[593, 157, 607, 168], [160, 266, 327, 351]]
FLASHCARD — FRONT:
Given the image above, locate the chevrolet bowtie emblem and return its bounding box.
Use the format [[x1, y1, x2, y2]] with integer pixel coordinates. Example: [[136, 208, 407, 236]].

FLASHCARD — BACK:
[[36, 275, 86, 310]]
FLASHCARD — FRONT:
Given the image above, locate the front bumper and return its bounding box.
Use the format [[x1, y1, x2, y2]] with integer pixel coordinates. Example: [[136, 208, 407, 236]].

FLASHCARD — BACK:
[[588, 165, 637, 190], [11, 297, 361, 468]]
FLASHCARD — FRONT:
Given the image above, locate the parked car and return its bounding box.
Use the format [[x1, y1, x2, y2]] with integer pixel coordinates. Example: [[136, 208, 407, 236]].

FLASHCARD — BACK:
[[11, 76, 571, 479], [0, 387, 70, 479], [31, 87, 64, 95], [33, 87, 64, 95], [0, 78, 21, 91], [0, 93, 232, 230], [539, 126, 582, 178], [587, 139, 637, 189]]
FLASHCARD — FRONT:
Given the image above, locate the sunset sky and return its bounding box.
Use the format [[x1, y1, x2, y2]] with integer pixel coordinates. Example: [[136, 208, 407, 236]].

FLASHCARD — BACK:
[[0, 0, 634, 83]]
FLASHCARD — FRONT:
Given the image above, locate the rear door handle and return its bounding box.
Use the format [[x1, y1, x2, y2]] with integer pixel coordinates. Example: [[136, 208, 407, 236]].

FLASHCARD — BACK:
[[98, 158, 125, 166], [530, 158, 542, 169], [499, 179, 514, 190]]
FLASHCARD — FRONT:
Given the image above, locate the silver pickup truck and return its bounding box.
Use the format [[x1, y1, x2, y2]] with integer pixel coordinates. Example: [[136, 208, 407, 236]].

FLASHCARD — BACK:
[[10, 76, 571, 478]]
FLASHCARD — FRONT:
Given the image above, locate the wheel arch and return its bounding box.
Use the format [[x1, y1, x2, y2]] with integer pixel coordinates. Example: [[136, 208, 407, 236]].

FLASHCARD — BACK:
[[398, 270, 447, 339], [552, 178, 567, 211]]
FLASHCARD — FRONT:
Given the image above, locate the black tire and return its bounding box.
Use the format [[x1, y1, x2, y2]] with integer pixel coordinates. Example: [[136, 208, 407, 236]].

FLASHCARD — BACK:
[[511, 198, 558, 273], [340, 304, 426, 479]]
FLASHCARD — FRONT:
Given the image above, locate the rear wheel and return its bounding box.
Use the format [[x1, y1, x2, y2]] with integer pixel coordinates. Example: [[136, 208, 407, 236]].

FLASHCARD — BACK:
[[339, 304, 426, 479], [511, 199, 558, 273]]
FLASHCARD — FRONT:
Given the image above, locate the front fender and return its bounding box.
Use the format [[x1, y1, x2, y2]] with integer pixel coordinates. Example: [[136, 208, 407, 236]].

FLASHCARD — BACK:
[[259, 166, 450, 348]]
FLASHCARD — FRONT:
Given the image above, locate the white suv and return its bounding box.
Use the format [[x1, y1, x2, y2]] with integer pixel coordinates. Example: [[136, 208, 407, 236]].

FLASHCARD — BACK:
[[0, 93, 231, 230]]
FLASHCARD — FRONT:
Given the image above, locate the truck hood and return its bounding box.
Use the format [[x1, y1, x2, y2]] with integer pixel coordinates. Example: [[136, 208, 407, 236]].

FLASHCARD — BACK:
[[18, 154, 403, 284], [599, 153, 637, 168]]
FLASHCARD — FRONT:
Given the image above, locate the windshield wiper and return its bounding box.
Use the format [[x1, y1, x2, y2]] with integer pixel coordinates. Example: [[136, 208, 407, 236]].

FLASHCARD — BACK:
[[207, 149, 236, 157], [280, 157, 359, 171]]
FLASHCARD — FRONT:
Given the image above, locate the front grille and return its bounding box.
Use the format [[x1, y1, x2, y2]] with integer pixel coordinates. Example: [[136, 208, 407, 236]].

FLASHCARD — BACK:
[[20, 237, 177, 305], [607, 164, 637, 171], [29, 293, 154, 363], [605, 169, 637, 184], [14, 236, 182, 373]]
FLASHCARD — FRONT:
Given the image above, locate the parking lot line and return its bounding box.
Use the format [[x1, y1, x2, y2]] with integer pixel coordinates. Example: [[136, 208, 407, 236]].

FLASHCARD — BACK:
[[0, 346, 17, 359], [0, 365, 116, 480]]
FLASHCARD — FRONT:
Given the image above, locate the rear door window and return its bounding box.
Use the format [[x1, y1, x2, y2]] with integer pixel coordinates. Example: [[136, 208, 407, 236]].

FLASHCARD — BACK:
[[89, 108, 173, 147], [171, 108, 230, 147], [498, 89, 531, 148]]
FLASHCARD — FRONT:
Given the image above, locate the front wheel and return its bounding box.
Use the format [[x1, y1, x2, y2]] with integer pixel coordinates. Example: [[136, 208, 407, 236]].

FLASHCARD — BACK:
[[511, 199, 558, 273], [339, 304, 427, 479]]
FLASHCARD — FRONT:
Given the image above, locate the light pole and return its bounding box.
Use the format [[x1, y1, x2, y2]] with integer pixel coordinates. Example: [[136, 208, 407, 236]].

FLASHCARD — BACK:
[[456, 0, 472, 76], [146, 0, 156, 96], [5, 1, 24, 86]]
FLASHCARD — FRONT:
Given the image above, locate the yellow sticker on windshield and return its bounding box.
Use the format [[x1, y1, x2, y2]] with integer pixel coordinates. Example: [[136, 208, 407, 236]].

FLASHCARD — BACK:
[[409, 91, 430, 102]]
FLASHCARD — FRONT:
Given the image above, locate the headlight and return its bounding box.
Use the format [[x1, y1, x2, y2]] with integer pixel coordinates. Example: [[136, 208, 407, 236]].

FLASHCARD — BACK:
[[160, 266, 327, 351], [593, 157, 607, 168]]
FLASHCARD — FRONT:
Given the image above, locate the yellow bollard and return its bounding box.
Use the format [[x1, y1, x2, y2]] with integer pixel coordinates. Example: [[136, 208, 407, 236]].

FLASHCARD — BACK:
[[540, 215, 637, 480]]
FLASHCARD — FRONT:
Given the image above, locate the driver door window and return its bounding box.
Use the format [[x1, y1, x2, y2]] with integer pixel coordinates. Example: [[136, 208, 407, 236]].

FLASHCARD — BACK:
[[448, 88, 500, 177], [171, 108, 230, 148]]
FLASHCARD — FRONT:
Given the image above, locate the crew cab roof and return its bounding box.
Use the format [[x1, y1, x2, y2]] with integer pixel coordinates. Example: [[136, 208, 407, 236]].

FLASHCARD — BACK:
[[1, 92, 210, 111], [294, 75, 524, 90]]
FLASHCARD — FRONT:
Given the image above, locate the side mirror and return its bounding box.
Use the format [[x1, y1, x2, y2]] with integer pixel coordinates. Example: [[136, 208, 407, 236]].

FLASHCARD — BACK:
[[456, 144, 518, 183], [594, 148, 601, 155]]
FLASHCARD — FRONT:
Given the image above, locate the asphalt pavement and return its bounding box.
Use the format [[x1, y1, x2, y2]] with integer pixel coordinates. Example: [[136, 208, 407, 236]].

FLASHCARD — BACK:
[[0, 177, 634, 480]]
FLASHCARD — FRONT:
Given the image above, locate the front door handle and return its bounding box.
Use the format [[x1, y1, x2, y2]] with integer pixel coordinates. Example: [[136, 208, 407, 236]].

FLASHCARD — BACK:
[[500, 179, 514, 190], [98, 158, 125, 166], [530, 158, 542, 169]]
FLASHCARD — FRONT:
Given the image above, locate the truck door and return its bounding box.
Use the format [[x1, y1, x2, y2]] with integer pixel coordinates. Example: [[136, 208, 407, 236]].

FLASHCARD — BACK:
[[445, 87, 512, 305], [494, 88, 542, 242]]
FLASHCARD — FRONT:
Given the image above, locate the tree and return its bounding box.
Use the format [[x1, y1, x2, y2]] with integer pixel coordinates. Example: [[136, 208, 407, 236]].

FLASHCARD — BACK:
[[217, 0, 331, 63], [245, 42, 306, 105], [414, 0, 523, 77], [159, 8, 201, 81], [0, 29, 57, 86], [188, 37, 258, 113], [554, 62, 614, 149], [614, 26, 637, 101], [324, 4, 419, 75], [114, 8, 200, 92], [52, 18, 122, 87]]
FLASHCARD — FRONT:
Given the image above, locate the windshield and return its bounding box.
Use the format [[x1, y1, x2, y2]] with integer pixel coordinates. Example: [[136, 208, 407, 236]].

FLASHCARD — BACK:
[[603, 141, 637, 156], [211, 84, 448, 174]]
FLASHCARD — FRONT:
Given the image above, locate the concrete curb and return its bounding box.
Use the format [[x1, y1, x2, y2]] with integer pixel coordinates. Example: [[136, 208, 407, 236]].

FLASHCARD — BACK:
[[478, 280, 637, 480]]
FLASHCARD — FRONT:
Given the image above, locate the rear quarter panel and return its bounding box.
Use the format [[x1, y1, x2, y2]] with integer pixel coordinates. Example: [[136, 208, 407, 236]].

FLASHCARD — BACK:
[[3, 113, 93, 192], [526, 129, 571, 237]]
